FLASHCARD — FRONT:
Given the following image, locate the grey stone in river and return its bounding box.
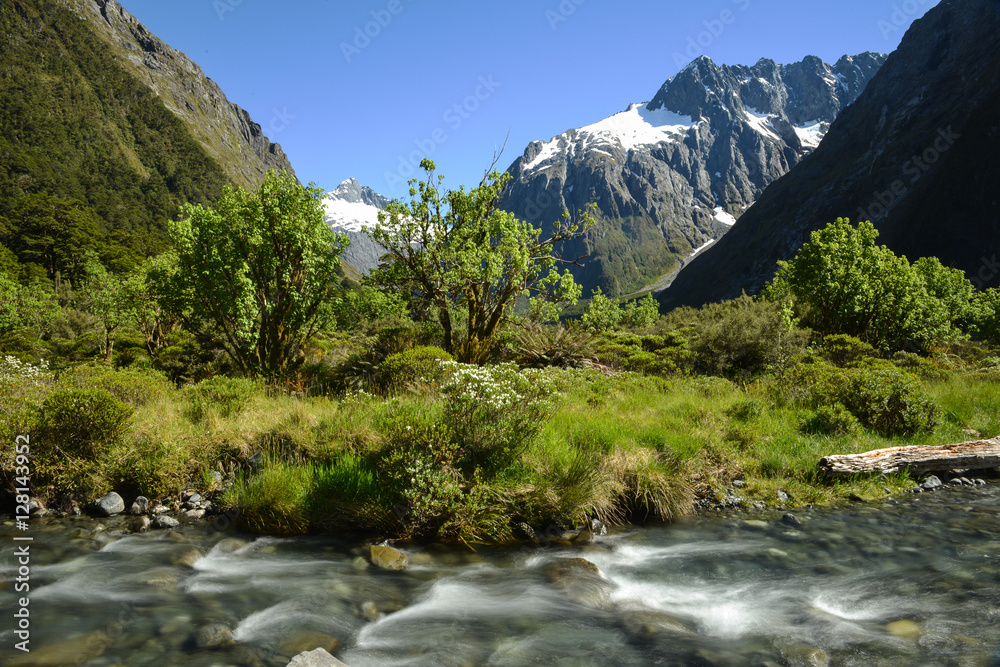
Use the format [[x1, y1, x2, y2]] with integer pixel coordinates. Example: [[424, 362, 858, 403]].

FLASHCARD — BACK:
[[153, 515, 180, 529], [287, 647, 351, 666], [370, 544, 408, 571], [130, 496, 150, 514], [92, 491, 125, 516], [921, 475, 943, 490], [194, 623, 234, 648]]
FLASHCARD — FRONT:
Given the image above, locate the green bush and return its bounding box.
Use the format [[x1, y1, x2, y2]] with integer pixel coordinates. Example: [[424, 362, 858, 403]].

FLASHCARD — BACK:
[[800, 403, 860, 435], [788, 362, 939, 436], [378, 345, 454, 394], [688, 295, 810, 379], [39, 388, 133, 457], [184, 376, 258, 422], [56, 364, 171, 406], [820, 334, 877, 367], [592, 331, 692, 376]]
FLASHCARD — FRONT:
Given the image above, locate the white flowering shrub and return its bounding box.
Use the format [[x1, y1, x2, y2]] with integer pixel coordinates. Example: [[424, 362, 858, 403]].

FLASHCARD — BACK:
[[0, 356, 53, 447], [440, 361, 557, 472]]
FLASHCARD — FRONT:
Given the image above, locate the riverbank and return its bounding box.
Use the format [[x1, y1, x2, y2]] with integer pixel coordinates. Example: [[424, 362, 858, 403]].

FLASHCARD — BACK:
[[4, 357, 1000, 542]]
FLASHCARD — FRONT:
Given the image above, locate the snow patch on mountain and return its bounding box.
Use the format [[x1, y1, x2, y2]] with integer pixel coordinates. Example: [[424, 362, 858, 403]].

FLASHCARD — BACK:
[[321, 198, 379, 233], [793, 120, 826, 149], [524, 103, 698, 173], [713, 207, 737, 226]]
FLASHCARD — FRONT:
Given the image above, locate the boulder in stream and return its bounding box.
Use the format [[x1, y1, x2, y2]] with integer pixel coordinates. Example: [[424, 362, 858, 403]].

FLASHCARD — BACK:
[[543, 557, 613, 609], [370, 544, 408, 571], [92, 491, 125, 517], [130, 496, 150, 515], [287, 647, 351, 666]]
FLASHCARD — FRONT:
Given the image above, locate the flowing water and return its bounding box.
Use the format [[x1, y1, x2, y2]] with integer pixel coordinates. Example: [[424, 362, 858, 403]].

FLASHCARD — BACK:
[[2, 484, 999, 666]]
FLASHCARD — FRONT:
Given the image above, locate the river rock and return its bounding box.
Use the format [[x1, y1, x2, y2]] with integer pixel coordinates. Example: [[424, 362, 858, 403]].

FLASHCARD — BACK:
[[572, 529, 595, 544], [131, 516, 152, 532], [287, 647, 351, 666], [781, 513, 803, 527], [27, 498, 46, 516], [921, 475, 943, 490], [543, 557, 612, 609], [280, 630, 341, 656], [92, 491, 125, 517], [130, 496, 150, 515], [153, 515, 180, 529], [370, 544, 408, 571], [214, 537, 248, 554], [887, 619, 922, 640], [172, 547, 204, 568], [619, 609, 694, 639], [195, 623, 234, 649], [512, 521, 540, 540]]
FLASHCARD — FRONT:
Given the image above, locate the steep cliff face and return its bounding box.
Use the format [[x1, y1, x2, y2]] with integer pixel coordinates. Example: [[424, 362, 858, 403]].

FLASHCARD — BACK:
[[501, 53, 885, 297], [660, 0, 1000, 310], [59, 0, 294, 190]]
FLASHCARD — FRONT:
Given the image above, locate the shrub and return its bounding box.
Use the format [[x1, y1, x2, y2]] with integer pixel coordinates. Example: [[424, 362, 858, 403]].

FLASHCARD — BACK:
[[56, 364, 171, 406], [514, 323, 597, 369], [820, 334, 877, 367], [800, 403, 860, 435], [184, 376, 258, 422], [788, 361, 939, 436], [378, 346, 454, 394], [689, 295, 810, 379], [39, 388, 133, 457], [441, 362, 557, 473], [592, 331, 692, 376]]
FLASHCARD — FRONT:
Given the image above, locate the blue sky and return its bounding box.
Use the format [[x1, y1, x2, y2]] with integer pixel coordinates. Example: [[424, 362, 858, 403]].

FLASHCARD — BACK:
[[119, 0, 939, 198]]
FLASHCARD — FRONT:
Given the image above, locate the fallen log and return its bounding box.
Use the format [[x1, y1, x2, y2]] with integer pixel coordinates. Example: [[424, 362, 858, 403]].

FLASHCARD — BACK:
[[819, 437, 1000, 476]]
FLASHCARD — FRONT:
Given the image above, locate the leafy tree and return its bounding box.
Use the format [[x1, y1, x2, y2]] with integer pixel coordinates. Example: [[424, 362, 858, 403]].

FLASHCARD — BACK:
[[0, 273, 60, 337], [367, 159, 590, 363], [912, 256, 986, 337], [622, 293, 661, 329], [127, 252, 181, 357], [165, 170, 349, 377], [765, 218, 949, 352], [581, 289, 660, 331], [581, 287, 623, 331], [78, 257, 134, 364], [5, 194, 102, 280]]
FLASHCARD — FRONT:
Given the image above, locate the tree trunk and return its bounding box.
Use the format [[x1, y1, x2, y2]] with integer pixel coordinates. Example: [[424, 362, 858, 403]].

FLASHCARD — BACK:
[[819, 437, 1000, 476]]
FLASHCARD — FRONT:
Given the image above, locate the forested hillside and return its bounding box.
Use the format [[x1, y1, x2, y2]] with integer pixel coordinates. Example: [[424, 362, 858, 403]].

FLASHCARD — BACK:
[[0, 0, 230, 279]]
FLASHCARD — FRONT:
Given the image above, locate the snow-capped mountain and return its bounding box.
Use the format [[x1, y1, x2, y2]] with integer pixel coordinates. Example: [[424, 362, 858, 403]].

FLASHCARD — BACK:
[[661, 0, 1000, 309], [501, 52, 886, 297], [322, 178, 390, 274]]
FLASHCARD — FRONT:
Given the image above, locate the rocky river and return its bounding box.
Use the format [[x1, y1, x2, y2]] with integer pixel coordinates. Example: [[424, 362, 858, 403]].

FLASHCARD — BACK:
[[2, 483, 999, 666]]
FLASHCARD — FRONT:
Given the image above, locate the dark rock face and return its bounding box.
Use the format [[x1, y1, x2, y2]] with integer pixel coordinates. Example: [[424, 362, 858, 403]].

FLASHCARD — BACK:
[[501, 53, 886, 297], [322, 178, 391, 275], [661, 0, 1000, 309], [60, 0, 294, 190]]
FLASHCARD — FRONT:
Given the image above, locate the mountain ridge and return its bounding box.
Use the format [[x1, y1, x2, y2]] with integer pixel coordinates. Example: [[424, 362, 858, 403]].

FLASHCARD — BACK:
[[500, 51, 885, 297], [659, 0, 1000, 309]]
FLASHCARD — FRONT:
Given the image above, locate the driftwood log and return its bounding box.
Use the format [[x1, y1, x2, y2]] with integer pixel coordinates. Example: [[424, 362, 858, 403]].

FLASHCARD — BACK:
[[819, 437, 1000, 476]]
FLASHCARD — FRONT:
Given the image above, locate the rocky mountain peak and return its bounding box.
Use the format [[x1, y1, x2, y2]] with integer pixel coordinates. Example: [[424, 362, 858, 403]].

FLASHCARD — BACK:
[[501, 52, 886, 297], [659, 0, 1000, 309]]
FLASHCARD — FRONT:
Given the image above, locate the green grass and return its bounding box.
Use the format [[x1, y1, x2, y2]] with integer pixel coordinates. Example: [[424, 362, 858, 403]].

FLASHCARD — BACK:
[[3, 360, 999, 542]]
